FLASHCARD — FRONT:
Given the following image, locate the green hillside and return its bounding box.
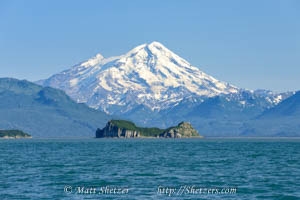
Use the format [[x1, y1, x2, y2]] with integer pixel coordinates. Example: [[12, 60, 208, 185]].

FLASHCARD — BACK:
[[110, 120, 166, 137], [0, 78, 111, 137]]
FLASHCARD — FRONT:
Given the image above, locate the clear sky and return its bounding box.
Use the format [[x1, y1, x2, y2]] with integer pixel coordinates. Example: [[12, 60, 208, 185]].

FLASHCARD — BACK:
[[0, 0, 299, 92]]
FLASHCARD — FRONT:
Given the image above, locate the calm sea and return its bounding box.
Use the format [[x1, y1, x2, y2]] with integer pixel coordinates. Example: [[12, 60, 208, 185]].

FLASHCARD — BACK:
[[1, 138, 299, 200]]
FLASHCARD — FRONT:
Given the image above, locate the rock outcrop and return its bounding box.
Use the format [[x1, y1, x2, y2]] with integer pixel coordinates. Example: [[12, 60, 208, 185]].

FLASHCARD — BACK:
[[96, 121, 140, 138], [0, 130, 32, 139], [96, 120, 202, 138], [159, 122, 201, 138]]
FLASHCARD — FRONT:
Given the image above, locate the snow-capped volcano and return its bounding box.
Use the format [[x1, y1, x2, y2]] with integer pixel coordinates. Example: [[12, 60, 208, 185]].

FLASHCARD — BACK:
[[38, 42, 239, 113]]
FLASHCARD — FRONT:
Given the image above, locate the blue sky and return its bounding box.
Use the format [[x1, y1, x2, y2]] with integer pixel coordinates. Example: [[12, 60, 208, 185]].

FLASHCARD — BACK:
[[0, 0, 299, 92]]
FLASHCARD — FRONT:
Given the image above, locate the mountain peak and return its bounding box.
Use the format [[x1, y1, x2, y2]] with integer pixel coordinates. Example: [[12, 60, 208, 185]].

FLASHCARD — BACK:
[[146, 41, 173, 55], [38, 42, 239, 113], [128, 41, 171, 54], [126, 41, 168, 56], [148, 41, 166, 49]]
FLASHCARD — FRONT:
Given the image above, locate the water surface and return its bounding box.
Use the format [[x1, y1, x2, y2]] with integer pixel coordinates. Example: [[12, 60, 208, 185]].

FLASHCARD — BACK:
[[1, 138, 299, 199]]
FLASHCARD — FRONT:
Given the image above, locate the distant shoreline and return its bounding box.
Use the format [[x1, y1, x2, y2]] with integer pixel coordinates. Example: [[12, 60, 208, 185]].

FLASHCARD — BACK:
[[0, 136, 32, 139], [0, 130, 32, 139]]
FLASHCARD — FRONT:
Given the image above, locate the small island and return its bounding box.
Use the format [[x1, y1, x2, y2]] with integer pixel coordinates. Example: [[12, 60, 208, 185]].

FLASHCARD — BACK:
[[0, 130, 32, 139], [96, 120, 203, 138]]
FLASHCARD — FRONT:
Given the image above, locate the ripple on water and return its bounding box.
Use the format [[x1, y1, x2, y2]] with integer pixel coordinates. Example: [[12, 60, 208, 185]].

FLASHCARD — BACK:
[[0, 138, 300, 200]]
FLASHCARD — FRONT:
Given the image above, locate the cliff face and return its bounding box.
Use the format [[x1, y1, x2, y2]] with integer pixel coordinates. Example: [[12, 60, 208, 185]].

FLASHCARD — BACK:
[[160, 122, 201, 138], [96, 121, 140, 138]]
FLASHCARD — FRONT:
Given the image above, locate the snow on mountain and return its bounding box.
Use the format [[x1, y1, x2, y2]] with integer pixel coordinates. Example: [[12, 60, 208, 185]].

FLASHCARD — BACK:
[[38, 42, 266, 114]]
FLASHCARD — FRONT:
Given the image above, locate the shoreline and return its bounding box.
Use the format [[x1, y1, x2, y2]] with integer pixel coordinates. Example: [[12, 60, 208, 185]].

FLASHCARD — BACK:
[[0, 136, 32, 139]]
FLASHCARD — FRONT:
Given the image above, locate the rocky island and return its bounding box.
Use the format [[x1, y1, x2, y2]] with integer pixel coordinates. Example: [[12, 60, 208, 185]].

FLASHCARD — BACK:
[[96, 120, 202, 138], [0, 130, 32, 139]]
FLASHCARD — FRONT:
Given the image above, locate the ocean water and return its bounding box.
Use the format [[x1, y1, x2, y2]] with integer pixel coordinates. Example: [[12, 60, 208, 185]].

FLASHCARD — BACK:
[[0, 138, 300, 200]]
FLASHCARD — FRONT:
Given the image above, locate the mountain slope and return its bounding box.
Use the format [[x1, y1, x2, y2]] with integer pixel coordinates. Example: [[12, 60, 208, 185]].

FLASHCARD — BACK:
[[37, 42, 294, 136], [259, 91, 300, 118], [0, 78, 110, 137], [240, 91, 300, 137], [38, 42, 239, 114], [120, 90, 291, 136]]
